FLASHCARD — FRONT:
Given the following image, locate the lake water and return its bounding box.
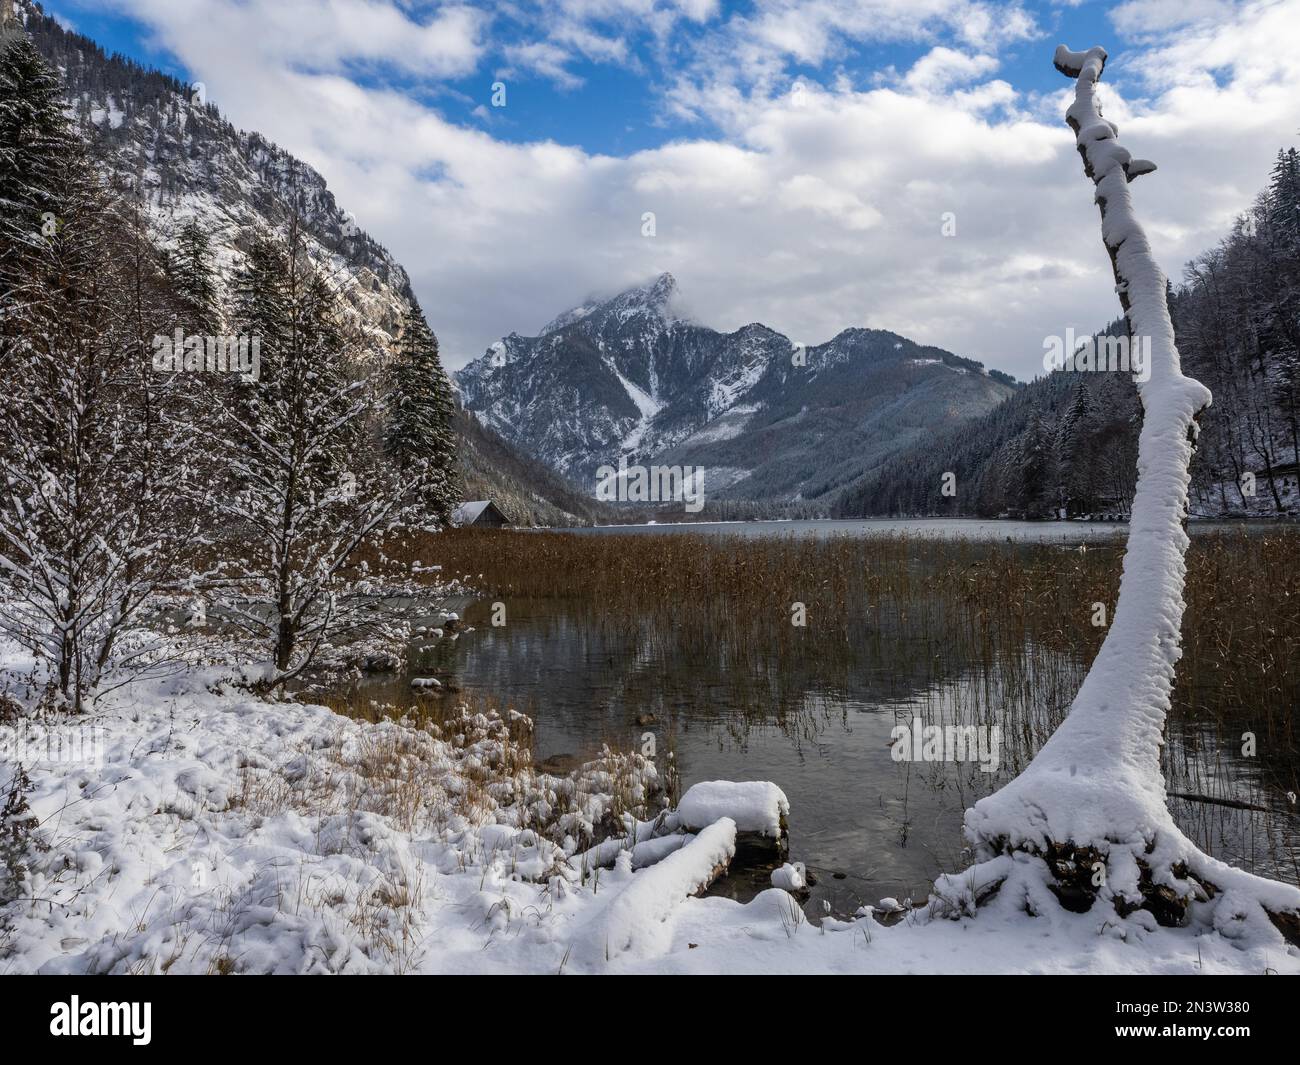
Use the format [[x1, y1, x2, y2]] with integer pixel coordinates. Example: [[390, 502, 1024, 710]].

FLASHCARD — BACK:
[[345, 517, 1299, 919], [573, 516, 1275, 541]]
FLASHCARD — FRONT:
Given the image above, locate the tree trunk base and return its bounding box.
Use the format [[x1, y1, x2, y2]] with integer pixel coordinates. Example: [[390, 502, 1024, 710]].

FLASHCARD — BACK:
[[931, 835, 1300, 950]]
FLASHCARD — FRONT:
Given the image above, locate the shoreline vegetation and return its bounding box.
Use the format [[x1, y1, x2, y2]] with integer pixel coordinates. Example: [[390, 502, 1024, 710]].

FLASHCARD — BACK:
[[358, 525, 1300, 884], [380, 525, 1298, 741]]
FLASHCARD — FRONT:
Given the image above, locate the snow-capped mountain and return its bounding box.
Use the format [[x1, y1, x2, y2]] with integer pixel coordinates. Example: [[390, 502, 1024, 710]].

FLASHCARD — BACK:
[[457, 274, 1016, 503], [459, 274, 790, 482]]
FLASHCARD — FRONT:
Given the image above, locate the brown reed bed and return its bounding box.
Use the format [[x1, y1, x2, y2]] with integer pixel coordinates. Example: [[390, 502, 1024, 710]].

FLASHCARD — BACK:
[[373, 526, 1298, 765], [347, 525, 1300, 884]]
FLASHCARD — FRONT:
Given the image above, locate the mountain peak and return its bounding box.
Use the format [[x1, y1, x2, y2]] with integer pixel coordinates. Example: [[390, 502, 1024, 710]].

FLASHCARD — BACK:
[[540, 272, 681, 335], [606, 271, 678, 317], [646, 272, 677, 299]]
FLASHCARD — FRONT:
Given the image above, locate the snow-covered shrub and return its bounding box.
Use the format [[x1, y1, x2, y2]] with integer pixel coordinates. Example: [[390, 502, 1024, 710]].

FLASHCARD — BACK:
[[0, 765, 44, 927]]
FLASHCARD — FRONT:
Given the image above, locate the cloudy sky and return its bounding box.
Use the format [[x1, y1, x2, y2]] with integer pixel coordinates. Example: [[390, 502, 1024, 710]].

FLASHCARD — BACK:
[[45, 0, 1300, 379]]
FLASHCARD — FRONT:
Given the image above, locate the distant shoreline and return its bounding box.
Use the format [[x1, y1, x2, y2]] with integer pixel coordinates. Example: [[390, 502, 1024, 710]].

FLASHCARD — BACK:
[[553, 515, 1295, 540]]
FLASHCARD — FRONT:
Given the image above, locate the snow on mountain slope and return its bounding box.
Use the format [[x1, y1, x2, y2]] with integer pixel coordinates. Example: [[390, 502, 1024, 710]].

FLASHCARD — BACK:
[[22, 2, 411, 355], [609, 360, 663, 452], [457, 275, 1015, 504]]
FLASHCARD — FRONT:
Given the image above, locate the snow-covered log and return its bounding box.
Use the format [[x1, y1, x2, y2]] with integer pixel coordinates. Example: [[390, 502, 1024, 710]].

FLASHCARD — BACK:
[[960, 44, 1300, 939], [568, 810, 685, 873], [573, 817, 736, 964]]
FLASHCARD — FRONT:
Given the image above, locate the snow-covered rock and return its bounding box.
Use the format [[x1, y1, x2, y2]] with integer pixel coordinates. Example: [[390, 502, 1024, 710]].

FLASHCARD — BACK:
[[770, 862, 806, 892], [677, 780, 789, 838]]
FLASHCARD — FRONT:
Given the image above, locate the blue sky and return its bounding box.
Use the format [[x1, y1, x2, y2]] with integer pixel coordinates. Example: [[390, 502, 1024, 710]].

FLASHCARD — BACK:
[[49, 0, 1119, 154], [35, 1, 1300, 377]]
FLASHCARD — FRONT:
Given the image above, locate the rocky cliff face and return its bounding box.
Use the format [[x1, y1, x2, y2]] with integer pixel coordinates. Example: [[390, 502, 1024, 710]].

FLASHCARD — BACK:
[[23, 1, 410, 354]]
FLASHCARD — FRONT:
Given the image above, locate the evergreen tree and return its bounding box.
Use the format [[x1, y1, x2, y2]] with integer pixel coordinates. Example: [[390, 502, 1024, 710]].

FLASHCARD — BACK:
[[0, 26, 76, 291], [384, 302, 461, 526], [168, 216, 219, 330], [1014, 408, 1053, 518], [1267, 147, 1300, 249], [1055, 382, 1097, 514], [208, 214, 413, 677], [231, 233, 292, 390]]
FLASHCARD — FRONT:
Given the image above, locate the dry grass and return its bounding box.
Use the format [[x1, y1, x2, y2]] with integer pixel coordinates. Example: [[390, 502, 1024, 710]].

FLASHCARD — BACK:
[[209, 694, 669, 971], [247, 691, 665, 847]]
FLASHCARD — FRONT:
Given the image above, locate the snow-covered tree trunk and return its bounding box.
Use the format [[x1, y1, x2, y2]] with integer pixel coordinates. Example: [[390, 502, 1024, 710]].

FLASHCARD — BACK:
[[952, 45, 1300, 941]]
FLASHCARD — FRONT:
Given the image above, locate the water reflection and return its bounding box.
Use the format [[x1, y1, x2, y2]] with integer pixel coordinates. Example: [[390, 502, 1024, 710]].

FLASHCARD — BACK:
[[343, 593, 1298, 920]]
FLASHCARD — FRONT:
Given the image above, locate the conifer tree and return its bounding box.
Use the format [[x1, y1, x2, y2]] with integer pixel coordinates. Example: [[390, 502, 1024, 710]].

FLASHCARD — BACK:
[[168, 216, 219, 330], [385, 302, 461, 526], [0, 24, 76, 291], [1013, 408, 1052, 517], [1054, 382, 1095, 514], [1267, 147, 1300, 249], [207, 213, 413, 678]]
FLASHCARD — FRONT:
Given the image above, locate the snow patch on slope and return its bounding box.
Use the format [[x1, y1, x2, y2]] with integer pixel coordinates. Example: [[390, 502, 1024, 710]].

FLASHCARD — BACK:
[[610, 361, 662, 453], [681, 411, 753, 446]]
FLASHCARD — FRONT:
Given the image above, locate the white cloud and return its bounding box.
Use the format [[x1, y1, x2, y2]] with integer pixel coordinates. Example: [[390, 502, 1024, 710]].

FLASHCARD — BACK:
[[1110, 0, 1233, 35], [903, 47, 1000, 93], [89, 0, 1300, 386], [779, 174, 883, 230], [497, 0, 721, 85], [114, 0, 488, 77], [502, 40, 587, 88], [550, 24, 630, 64], [742, 0, 1036, 67]]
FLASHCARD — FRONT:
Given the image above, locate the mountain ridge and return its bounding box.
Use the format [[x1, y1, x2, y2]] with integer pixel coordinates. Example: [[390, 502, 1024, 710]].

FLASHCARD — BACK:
[[457, 273, 1017, 506]]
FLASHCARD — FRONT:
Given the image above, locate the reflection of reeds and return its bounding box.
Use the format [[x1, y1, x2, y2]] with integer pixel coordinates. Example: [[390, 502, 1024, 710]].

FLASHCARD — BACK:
[[370, 526, 1299, 881]]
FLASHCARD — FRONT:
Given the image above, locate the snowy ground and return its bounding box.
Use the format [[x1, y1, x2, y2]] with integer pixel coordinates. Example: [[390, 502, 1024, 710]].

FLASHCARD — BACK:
[[1, 640, 1296, 975]]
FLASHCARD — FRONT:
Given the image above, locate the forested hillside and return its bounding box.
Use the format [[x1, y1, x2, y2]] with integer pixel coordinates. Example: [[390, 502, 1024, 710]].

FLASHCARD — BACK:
[[18, 0, 595, 527], [837, 149, 1300, 520], [456, 408, 610, 526]]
